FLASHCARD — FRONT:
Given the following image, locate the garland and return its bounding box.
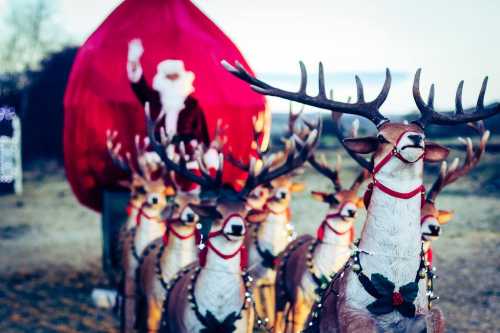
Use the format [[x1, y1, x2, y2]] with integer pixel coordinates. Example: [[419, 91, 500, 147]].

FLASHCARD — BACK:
[[306, 240, 333, 297], [155, 243, 169, 291], [130, 227, 140, 261], [351, 249, 427, 318]]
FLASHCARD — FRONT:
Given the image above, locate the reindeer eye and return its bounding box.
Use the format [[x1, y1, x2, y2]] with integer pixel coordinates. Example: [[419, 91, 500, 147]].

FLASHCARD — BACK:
[[148, 194, 160, 205], [136, 187, 146, 195], [377, 134, 389, 144]]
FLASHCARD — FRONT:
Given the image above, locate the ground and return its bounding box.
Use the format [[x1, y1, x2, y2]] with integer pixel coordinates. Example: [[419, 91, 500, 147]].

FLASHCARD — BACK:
[[0, 150, 498, 332]]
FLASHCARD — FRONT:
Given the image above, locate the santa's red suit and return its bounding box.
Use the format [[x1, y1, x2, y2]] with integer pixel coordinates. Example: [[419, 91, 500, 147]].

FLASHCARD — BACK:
[[127, 40, 209, 146], [130, 76, 209, 145]]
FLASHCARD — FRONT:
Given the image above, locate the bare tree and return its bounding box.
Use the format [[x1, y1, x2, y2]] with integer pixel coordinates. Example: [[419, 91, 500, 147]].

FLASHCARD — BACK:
[[0, 0, 66, 74]]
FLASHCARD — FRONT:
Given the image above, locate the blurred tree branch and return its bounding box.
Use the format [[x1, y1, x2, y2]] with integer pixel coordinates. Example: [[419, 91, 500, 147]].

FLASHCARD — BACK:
[[0, 0, 67, 78]]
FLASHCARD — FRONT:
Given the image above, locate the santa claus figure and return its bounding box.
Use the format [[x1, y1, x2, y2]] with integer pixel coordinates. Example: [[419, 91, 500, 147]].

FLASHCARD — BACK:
[[127, 39, 209, 145]]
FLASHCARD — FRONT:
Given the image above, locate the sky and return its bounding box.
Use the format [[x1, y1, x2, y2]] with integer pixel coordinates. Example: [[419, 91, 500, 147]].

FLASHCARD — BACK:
[[1, 0, 499, 114]]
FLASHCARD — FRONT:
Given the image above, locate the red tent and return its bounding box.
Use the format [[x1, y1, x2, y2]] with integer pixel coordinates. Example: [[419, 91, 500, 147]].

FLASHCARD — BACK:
[[64, 0, 268, 211]]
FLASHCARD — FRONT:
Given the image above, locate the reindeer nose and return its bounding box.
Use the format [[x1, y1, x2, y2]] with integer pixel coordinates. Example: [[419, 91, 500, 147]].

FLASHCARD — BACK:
[[231, 224, 243, 235], [429, 224, 441, 236], [408, 134, 423, 146]]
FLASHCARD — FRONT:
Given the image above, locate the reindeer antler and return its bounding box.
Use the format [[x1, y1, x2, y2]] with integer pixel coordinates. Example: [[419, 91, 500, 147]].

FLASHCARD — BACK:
[[147, 102, 316, 197], [106, 129, 131, 174], [413, 69, 500, 128], [146, 103, 223, 189], [222, 60, 391, 128], [426, 121, 490, 203], [239, 120, 321, 197], [226, 112, 268, 171]]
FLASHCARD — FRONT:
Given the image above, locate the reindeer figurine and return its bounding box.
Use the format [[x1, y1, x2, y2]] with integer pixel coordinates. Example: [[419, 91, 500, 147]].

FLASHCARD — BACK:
[[135, 124, 229, 333], [420, 121, 490, 304], [273, 107, 368, 333], [142, 103, 320, 333], [135, 183, 201, 332], [106, 130, 149, 286], [228, 113, 305, 326], [224, 60, 500, 332], [116, 135, 173, 333]]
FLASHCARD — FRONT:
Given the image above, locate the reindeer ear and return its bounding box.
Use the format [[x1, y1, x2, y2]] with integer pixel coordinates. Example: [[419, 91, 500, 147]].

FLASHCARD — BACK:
[[437, 210, 453, 225], [355, 197, 365, 208], [343, 137, 379, 154], [424, 142, 450, 162], [311, 191, 328, 202], [246, 209, 269, 223], [188, 204, 223, 220], [164, 186, 176, 197], [290, 182, 305, 193]]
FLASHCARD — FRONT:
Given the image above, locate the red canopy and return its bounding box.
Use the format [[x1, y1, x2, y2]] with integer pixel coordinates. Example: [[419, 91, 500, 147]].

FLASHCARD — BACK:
[[64, 0, 267, 211]]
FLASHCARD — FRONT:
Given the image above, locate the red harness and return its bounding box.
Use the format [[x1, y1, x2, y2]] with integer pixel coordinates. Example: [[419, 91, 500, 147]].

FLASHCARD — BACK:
[[125, 202, 141, 217], [316, 202, 355, 243], [364, 132, 425, 208], [133, 204, 154, 226], [162, 218, 200, 246], [198, 214, 248, 270]]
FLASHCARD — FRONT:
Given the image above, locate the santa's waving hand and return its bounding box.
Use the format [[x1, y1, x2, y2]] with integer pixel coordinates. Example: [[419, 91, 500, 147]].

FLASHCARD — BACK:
[[126, 38, 209, 146], [127, 39, 144, 83]]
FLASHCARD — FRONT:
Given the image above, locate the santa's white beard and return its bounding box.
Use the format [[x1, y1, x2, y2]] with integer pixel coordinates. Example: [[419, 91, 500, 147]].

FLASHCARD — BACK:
[[152, 73, 194, 138]]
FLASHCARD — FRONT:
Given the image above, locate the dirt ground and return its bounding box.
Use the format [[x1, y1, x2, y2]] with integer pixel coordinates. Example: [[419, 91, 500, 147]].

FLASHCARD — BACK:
[[0, 151, 498, 332]]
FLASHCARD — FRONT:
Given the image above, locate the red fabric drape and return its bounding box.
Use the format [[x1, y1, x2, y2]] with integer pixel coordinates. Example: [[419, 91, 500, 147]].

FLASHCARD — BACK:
[[64, 0, 267, 211]]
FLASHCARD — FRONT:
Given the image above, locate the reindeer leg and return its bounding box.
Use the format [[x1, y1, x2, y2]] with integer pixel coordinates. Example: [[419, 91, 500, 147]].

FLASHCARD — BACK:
[[254, 282, 267, 321], [291, 291, 312, 333], [123, 276, 137, 333], [265, 282, 276, 325], [146, 298, 162, 333], [274, 310, 286, 333]]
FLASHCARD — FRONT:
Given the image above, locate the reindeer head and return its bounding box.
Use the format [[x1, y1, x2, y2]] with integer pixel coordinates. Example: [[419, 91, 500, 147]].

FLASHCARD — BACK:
[[310, 154, 367, 236], [266, 175, 304, 214], [191, 198, 248, 243], [164, 190, 200, 234], [422, 121, 490, 241], [246, 185, 271, 211], [223, 61, 499, 174]]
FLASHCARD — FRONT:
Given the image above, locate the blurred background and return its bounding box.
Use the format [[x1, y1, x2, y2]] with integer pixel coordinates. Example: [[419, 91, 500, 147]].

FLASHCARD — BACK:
[[0, 0, 498, 332]]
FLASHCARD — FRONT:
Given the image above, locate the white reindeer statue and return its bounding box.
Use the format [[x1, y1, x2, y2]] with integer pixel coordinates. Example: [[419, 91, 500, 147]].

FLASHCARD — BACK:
[[224, 59, 500, 332], [107, 133, 172, 333]]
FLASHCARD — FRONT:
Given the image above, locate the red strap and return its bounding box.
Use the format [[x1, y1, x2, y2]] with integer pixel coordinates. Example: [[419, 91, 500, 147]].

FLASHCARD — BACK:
[[199, 240, 245, 268], [373, 180, 425, 200], [198, 214, 246, 269], [367, 130, 426, 207], [372, 130, 424, 175], [162, 221, 198, 246], [425, 247, 433, 266], [316, 219, 354, 241]]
